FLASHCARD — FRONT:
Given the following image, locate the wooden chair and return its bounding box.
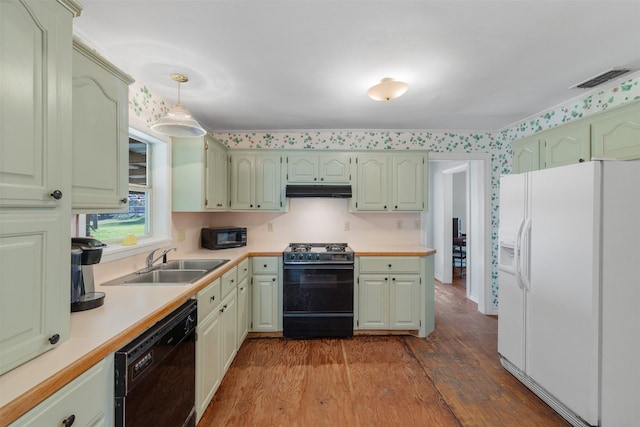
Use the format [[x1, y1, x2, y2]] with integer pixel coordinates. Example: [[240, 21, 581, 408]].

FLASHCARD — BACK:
[[453, 235, 466, 277]]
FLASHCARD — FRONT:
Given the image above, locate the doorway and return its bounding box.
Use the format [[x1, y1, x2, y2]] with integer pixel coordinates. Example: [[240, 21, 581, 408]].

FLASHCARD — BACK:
[[424, 153, 492, 314]]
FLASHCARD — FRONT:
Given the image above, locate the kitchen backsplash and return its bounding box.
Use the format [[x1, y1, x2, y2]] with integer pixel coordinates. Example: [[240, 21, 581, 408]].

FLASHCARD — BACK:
[[130, 72, 640, 312]]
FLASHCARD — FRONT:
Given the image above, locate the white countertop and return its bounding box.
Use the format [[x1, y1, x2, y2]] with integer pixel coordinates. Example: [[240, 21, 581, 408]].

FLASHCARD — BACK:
[[0, 243, 433, 423]]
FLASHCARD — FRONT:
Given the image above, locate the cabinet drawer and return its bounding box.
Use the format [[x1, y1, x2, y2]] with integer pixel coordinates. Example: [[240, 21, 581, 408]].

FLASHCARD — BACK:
[[221, 266, 238, 298], [10, 357, 108, 426], [252, 257, 278, 274], [237, 258, 249, 282], [359, 256, 420, 273], [197, 278, 221, 320]]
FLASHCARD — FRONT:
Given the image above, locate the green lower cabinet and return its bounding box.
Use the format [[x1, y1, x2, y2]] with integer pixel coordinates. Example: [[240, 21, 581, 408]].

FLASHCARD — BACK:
[[9, 355, 114, 426], [357, 256, 422, 331]]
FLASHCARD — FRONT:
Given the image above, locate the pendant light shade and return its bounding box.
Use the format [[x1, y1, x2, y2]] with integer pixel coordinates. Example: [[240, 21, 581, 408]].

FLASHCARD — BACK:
[[151, 73, 206, 137], [367, 77, 409, 101]]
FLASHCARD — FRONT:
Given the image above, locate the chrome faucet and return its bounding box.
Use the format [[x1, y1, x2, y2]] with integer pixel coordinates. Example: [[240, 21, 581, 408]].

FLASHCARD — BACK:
[[142, 247, 177, 272]]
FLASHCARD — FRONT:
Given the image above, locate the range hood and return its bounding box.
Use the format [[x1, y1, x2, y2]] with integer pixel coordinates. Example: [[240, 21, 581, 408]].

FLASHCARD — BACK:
[[285, 184, 352, 198]]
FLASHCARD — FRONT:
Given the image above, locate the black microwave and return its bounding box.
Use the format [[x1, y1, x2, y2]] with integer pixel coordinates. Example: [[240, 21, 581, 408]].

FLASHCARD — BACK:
[[201, 227, 247, 250]]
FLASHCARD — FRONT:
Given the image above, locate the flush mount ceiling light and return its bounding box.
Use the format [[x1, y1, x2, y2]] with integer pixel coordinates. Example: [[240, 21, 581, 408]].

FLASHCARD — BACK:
[[151, 73, 206, 137], [366, 77, 409, 101]]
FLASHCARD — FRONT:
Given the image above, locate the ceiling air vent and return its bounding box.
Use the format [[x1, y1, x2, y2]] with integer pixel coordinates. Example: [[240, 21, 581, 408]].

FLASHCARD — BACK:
[[570, 68, 636, 89]]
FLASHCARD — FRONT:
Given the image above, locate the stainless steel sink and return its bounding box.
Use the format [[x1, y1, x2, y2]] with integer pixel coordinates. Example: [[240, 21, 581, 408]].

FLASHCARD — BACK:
[[163, 259, 229, 272], [101, 259, 230, 286], [124, 269, 207, 284]]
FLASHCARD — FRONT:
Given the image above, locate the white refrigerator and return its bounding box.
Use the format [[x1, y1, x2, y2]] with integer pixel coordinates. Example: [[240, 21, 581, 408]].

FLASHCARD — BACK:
[[497, 160, 640, 427]]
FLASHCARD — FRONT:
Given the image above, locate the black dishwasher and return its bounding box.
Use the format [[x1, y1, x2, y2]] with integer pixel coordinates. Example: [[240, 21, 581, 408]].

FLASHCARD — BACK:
[[115, 300, 197, 427]]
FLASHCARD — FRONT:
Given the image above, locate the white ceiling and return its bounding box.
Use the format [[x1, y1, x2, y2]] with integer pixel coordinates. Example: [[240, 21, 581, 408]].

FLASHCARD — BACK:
[[73, 1, 640, 132]]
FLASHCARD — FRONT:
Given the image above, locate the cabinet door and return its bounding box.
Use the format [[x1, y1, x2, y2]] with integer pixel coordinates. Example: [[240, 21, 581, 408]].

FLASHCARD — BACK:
[[255, 154, 281, 210], [71, 40, 132, 211], [389, 274, 420, 329], [591, 102, 640, 160], [220, 291, 238, 373], [543, 123, 590, 169], [229, 154, 255, 209], [172, 137, 207, 211], [0, 211, 69, 375], [0, 0, 72, 208], [205, 136, 228, 210], [358, 274, 389, 329], [252, 274, 279, 331], [512, 137, 540, 173], [318, 153, 351, 183], [287, 154, 318, 183], [356, 154, 389, 211], [237, 276, 249, 345], [392, 154, 424, 211], [195, 310, 222, 422], [9, 356, 111, 427]]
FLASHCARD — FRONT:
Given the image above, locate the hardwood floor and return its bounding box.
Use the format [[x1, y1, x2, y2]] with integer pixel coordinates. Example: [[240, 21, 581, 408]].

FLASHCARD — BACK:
[[198, 278, 569, 426]]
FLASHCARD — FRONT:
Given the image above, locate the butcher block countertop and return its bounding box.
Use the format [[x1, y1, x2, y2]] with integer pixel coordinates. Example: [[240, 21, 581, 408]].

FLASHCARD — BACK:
[[0, 244, 434, 424]]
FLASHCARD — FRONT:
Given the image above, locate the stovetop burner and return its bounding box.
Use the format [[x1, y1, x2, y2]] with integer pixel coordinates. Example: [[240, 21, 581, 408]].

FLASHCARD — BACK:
[[284, 243, 354, 263]]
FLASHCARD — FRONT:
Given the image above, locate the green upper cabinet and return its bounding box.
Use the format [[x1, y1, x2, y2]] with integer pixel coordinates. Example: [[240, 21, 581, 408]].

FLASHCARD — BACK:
[[205, 137, 228, 210], [392, 153, 424, 211], [0, 0, 81, 375], [229, 152, 282, 211], [354, 152, 425, 211], [354, 153, 389, 211], [591, 101, 640, 160], [286, 152, 351, 183], [172, 134, 227, 212], [543, 122, 591, 169], [71, 38, 134, 212], [511, 136, 540, 174], [511, 101, 640, 173]]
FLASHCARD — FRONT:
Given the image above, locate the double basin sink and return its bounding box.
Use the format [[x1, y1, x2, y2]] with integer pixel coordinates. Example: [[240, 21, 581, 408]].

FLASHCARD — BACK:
[[102, 259, 229, 286]]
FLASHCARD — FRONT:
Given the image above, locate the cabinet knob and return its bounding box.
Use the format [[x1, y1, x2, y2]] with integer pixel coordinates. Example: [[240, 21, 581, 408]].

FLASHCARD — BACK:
[[240, 287, 245, 291], [320, 177, 324, 181], [263, 264, 267, 268], [384, 205, 387, 209], [272, 277, 276, 281], [388, 264, 392, 268], [120, 197, 129, 204], [395, 205, 398, 209], [392, 277, 396, 281], [579, 158, 585, 163], [250, 204, 253, 208], [49, 334, 60, 345], [257, 204, 261, 208], [210, 295, 215, 302], [50, 190, 63, 200], [314, 177, 317, 181], [384, 277, 388, 281], [62, 414, 76, 427]]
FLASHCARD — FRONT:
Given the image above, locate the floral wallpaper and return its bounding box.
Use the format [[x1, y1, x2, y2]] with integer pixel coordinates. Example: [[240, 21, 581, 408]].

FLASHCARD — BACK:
[[128, 72, 640, 312]]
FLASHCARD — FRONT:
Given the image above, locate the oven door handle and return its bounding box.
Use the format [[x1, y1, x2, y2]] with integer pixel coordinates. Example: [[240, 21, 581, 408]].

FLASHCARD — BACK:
[[283, 263, 354, 270]]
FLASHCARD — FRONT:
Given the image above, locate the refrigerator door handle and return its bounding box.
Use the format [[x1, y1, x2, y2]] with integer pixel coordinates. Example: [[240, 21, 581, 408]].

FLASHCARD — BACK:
[[514, 217, 526, 290], [519, 218, 532, 291]]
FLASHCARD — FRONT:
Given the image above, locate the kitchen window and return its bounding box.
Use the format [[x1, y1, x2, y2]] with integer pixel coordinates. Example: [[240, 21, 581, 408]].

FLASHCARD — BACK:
[[84, 137, 151, 241], [74, 128, 172, 261]]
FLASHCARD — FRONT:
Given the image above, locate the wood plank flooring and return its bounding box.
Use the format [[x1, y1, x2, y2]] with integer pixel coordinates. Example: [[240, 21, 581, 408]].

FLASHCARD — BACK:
[[198, 278, 569, 426]]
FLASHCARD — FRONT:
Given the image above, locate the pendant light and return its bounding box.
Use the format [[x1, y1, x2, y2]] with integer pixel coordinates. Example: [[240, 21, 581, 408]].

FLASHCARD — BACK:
[[367, 77, 409, 101], [151, 73, 206, 137]]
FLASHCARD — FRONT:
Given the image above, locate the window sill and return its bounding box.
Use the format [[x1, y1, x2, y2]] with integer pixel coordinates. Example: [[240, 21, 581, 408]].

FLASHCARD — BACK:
[[99, 236, 173, 263]]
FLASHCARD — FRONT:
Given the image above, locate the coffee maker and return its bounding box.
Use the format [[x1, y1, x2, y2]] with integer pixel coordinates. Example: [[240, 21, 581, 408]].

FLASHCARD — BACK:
[[71, 237, 107, 312]]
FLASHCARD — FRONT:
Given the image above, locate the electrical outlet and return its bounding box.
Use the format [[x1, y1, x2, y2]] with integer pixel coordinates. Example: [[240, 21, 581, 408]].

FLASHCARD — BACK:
[[396, 220, 403, 229], [177, 229, 185, 242], [414, 220, 420, 229], [267, 222, 273, 232], [344, 221, 350, 231]]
